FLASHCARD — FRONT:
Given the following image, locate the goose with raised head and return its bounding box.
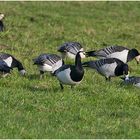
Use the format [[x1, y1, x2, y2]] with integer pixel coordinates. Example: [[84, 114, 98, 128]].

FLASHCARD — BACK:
[[54, 51, 85, 90], [58, 42, 85, 59], [82, 58, 129, 81], [86, 45, 140, 64]]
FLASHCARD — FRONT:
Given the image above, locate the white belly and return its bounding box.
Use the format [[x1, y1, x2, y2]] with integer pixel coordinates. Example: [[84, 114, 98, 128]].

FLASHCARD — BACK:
[[107, 50, 129, 63], [98, 62, 116, 78], [56, 68, 81, 85], [38, 64, 52, 72]]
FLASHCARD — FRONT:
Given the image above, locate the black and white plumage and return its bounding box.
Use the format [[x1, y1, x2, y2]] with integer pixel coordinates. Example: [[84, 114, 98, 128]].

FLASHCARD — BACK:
[[82, 58, 129, 81], [121, 76, 140, 88], [58, 42, 85, 59], [0, 53, 26, 76], [33, 53, 63, 76], [54, 51, 85, 89], [86, 45, 140, 64], [0, 13, 4, 32], [0, 60, 12, 77]]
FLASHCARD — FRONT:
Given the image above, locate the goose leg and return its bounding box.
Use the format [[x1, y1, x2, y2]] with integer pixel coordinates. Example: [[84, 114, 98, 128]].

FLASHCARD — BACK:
[[105, 77, 111, 81], [71, 85, 74, 89], [60, 83, 64, 90], [40, 71, 44, 79]]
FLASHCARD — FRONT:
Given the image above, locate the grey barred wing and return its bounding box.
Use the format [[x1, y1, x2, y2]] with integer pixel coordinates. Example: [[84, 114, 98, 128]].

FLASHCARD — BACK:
[[58, 42, 83, 55], [33, 54, 62, 66], [96, 46, 129, 57]]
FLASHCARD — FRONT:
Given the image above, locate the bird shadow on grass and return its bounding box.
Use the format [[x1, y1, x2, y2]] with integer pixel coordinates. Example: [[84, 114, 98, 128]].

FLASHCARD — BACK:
[[25, 84, 90, 94], [24, 84, 62, 94], [26, 73, 40, 80]]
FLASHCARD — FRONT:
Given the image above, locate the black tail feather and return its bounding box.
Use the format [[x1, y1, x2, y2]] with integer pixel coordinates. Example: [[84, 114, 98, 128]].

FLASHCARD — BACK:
[[82, 62, 90, 67], [86, 51, 96, 57], [82, 61, 97, 69]]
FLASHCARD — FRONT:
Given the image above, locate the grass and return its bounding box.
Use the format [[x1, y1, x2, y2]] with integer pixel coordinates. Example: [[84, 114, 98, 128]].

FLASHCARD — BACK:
[[0, 1, 140, 138]]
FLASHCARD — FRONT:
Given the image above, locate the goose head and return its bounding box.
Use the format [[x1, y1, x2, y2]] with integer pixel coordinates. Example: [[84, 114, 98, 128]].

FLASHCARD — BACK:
[[0, 13, 4, 20], [130, 48, 140, 64]]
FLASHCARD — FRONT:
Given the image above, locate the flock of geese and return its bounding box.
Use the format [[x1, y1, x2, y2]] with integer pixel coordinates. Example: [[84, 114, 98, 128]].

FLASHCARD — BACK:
[[1, 13, 140, 89]]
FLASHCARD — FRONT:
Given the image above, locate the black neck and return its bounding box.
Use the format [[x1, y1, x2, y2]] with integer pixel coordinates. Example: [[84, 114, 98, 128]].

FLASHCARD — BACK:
[[12, 59, 24, 71], [17, 61, 24, 71], [75, 52, 83, 70], [127, 49, 139, 62], [115, 64, 128, 76]]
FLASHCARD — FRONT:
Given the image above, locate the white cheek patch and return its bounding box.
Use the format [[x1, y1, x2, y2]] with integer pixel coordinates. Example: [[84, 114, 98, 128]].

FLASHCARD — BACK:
[[0, 14, 4, 20], [79, 49, 85, 58], [135, 55, 140, 62], [3, 57, 13, 67]]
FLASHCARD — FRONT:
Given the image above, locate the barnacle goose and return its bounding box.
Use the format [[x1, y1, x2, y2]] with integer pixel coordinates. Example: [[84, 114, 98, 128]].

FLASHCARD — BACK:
[[33, 53, 63, 77], [58, 42, 85, 59], [54, 51, 85, 90], [0, 60, 12, 77], [121, 76, 140, 88], [0, 53, 26, 76], [86, 45, 140, 64], [0, 13, 4, 31], [82, 58, 129, 81]]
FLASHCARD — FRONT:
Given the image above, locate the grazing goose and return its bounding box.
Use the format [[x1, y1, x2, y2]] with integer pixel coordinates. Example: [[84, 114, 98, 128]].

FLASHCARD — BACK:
[[82, 58, 129, 81], [54, 51, 85, 90], [121, 76, 140, 88], [0, 13, 4, 31], [58, 42, 85, 59], [0, 53, 26, 76], [86, 45, 140, 64], [33, 53, 63, 77], [0, 60, 12, 77]]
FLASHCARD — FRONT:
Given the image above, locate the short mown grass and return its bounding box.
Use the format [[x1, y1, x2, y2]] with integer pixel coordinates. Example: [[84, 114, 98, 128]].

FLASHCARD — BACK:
[[0, 1, 140, 138]]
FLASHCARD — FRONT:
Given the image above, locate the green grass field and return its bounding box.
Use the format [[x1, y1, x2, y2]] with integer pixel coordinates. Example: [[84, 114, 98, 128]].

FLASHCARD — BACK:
[[0, 1, 140, 138]]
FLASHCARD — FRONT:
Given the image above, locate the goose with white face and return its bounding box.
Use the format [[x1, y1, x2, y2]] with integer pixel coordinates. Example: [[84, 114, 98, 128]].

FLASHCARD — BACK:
[[54, 51, 84, 89], [86, 46, 140, 64], [82, 58, 129, 81]]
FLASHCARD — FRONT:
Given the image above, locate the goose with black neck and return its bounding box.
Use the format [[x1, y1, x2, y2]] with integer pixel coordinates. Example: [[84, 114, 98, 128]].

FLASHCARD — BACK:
[[54, 51, 85, 90]]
